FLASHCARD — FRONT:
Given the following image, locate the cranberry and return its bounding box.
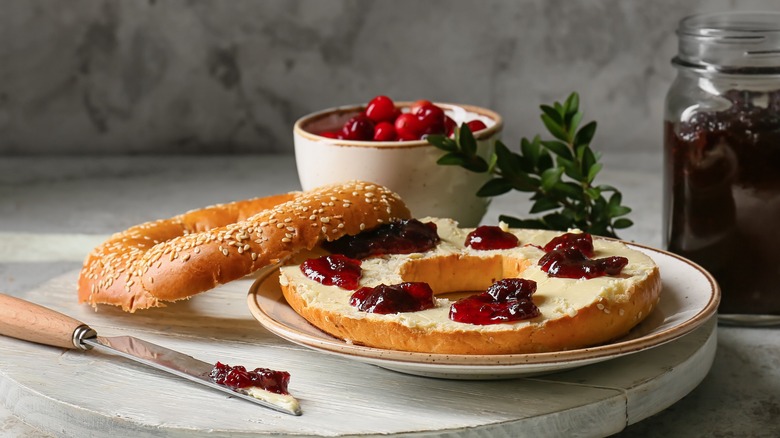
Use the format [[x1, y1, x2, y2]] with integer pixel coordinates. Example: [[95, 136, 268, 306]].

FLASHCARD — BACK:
[[538, 247, 628, 279], [465, 225, 519, 250], [394, 113, 423, 140], [365, 95, 397, 123], [373, 121, 398, 141], [350, 282, 435, 314], [444, 116, 457, 136], [323, 219, 440, 259], [543, 232, 595, 257], [301, 254, 362, 290], [449, 279, 540, 325], [319, 131, 340, 139], [341, 114, 375, 141], [209, 362, 291, 395], [410, 99, 433, 114], [466, 120, 487, 133], [415, 103, 446, 136]]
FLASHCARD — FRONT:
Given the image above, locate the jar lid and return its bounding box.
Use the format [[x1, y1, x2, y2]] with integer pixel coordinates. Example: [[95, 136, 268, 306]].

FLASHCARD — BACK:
[[673, 12, 780, 75]]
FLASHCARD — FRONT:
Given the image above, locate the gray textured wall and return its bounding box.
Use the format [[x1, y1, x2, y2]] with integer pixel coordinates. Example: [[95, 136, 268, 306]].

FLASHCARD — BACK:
[[1, 0, 778, 155]]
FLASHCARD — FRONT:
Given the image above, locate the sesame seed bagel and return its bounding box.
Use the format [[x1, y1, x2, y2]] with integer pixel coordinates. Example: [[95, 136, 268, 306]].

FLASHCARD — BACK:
[[78, 181, 411, 312], [278, 218, 661, 355]]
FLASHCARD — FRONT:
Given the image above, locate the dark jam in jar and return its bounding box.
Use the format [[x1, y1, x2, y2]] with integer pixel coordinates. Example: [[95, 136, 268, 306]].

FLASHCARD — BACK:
[[664, 12, 780, 317], [664, 90, 780, 314]]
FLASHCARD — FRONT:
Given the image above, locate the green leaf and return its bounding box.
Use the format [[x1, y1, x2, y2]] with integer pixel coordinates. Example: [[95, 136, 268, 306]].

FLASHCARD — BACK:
[[437, 153, 466, 166], [520, 137, 541, 166], [557, 156, 583, 180], [458, 123, 478, 155], [608, 192, 623, 208], [543, 212, 575, 231], [574, 121, 597, 146], [613, 218, 634, 229], [564, 92, 580, 118], [509, 172, 541, 192], [540, 167, 564, 192], [609, 205, 632, 217], [537, 150, 554, 172], [426, 134, 457, 152], [495, 141, 518, 177], [541, 140, 573, 160], [540, 105, 563, 125], [476, 178, 513, 197], [541, 114, 570, 142], [586, 161, 602, 183], [463, 156, 489, 173], [552, 181, 584, 200], [530, 197, 561, 214]]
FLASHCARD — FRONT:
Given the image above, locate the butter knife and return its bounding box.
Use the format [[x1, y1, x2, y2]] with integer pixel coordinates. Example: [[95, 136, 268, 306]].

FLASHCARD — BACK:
[[0, 293, 302, 416]]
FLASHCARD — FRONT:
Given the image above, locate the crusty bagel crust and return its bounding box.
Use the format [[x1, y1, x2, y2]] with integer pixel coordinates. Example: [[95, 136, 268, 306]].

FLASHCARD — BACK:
[[279, 223, 662, 355], [78, 181, 411, 312]]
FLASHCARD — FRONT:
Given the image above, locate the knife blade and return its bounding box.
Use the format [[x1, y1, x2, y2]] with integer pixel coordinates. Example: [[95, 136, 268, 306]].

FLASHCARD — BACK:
[[0, 293, 301, 416]]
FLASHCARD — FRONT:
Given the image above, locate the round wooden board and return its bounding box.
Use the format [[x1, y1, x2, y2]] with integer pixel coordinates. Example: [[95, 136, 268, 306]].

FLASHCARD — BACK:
[[0, 271, 716, 437]]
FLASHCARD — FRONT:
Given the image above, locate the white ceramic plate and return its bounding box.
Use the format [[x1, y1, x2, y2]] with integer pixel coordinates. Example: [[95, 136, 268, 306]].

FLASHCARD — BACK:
[[247, 244, 720, 379]]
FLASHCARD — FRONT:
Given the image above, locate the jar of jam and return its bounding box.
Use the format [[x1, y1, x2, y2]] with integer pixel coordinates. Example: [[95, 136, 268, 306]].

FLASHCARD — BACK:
[[664, 12, 780, 322]]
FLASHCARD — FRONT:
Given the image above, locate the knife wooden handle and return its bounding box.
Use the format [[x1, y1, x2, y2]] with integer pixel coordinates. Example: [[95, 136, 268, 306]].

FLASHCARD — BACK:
[[0, 293, 89, 349]]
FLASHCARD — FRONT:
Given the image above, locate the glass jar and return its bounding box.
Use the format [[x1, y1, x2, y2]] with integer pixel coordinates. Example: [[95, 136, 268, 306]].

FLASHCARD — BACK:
[[664, 12, 780, 321]]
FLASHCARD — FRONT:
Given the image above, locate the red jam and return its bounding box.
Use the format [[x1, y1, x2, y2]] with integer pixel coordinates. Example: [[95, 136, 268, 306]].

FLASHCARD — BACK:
[[301, 254, 362, 290], [323, 219, 440, 259], [209, 362, 291, 395], [543, 232, 595, 257], [539, 247, 627, 279], [449, 279, 540, 325], [350, 282, 436, 314], [465, 225, 519, 250]]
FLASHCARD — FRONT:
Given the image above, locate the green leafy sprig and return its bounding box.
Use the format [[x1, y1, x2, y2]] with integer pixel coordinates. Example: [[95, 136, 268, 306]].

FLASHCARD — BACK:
[[426, 92, 632, 238]]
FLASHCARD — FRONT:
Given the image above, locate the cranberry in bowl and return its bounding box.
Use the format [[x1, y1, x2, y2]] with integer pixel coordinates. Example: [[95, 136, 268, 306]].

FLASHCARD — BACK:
[[293, 96, 503, 227]]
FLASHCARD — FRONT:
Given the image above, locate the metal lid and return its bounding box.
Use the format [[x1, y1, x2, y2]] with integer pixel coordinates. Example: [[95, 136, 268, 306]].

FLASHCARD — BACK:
[[673, 12, 780, 75]]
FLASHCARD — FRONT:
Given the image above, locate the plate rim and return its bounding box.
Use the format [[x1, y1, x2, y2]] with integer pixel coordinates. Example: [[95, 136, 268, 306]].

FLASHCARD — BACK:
[[246, 241, 720, 368]]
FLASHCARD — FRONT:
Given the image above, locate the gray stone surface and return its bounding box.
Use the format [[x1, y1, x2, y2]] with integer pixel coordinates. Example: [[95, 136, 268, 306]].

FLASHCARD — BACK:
[[2, 0, 777, 155]]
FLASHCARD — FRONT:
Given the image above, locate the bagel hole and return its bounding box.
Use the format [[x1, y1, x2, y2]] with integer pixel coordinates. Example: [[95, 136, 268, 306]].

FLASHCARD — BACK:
[[398, 254, 530, 296]]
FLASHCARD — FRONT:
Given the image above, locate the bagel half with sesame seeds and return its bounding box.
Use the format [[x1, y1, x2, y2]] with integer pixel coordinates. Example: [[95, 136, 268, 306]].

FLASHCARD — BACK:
[[78, 181, 411, 312]]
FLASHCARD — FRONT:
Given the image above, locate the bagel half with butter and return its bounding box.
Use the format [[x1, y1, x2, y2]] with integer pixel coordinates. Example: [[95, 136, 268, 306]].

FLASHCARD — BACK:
[[278, 218, 661, 355]]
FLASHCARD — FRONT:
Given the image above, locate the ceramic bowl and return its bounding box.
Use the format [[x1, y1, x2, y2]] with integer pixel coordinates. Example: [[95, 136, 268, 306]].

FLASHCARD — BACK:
[[293, 102, 502, 227]]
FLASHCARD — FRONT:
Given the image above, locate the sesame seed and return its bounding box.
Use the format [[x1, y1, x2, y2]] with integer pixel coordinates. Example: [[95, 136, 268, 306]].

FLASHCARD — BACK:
[[309, 215, 317, 220], [286, 226, 295, 232], [251, 253, 257, 260], [321, 217, 331, 223], [284, 217, 292, 223], [237, 247, 244, 254], [222, 249, 229, 256], [281, 237, 291, 243], [276, 223, 285, 228], [243, 244, 250, 251], [183, 254, 191, 261], [365, 192, 375, 198]]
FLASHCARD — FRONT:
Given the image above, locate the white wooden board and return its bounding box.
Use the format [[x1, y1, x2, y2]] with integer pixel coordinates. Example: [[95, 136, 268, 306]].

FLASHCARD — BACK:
[[0, 271, 716, 437]]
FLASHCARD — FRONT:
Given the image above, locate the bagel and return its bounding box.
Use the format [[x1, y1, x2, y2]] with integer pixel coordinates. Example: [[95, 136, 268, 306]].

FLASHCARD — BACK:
[[278, 218, 661, 355], [78, 181, 411, 312]]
